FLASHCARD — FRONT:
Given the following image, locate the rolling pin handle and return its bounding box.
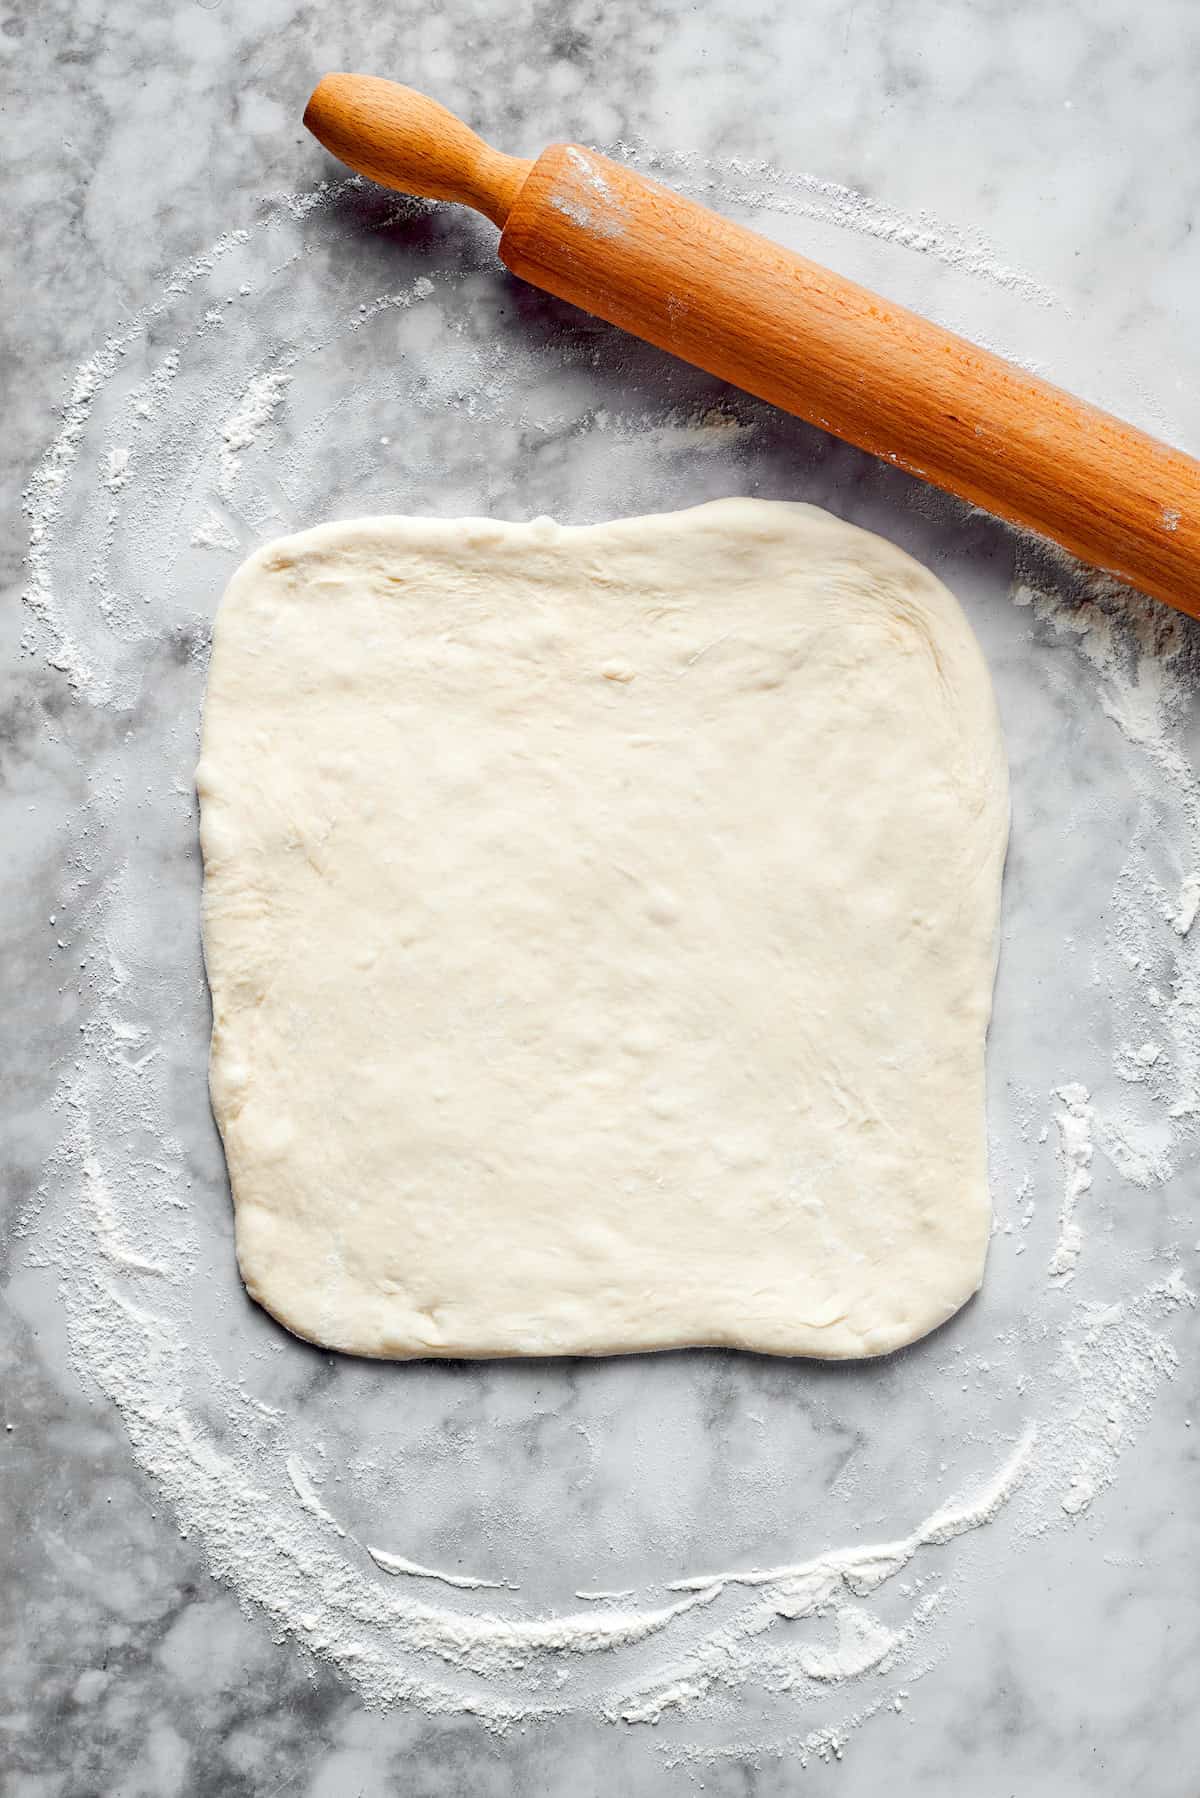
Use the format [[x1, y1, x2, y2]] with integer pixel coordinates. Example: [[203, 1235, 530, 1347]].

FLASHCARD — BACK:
[[303, 74, 532, 229]]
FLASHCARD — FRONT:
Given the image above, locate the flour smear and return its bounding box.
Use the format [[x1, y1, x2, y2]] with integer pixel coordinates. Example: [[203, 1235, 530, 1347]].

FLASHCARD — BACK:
[[19, 162, 1198, 1764]]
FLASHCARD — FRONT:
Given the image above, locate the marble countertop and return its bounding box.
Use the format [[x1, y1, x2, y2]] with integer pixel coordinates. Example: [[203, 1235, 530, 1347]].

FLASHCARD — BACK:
[[5, 3, 1200, 1793]]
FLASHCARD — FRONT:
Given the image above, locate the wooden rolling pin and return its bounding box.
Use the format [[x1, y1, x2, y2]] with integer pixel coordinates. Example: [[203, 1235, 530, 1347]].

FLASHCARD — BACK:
[[304, 73, 1200, 619]]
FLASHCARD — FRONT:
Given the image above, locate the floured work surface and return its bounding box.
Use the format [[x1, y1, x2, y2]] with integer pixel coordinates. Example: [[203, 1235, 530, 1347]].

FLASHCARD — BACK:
[[197, 498, 1008, 1360]]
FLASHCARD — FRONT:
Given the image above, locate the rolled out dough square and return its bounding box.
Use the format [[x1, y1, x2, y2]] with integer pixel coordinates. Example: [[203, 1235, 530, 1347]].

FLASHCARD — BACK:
[[197, 499, 1008, 1360]]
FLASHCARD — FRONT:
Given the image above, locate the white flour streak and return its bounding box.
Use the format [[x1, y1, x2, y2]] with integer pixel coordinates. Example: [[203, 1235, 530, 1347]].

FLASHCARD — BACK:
[[613, 1428, 1034, 1723], [1171, 871, 1200, 935], [366, 1547, 512, 1592], [1026, 1273, 1195, 1524], [1013, 544, 1193, 795], [83, 1151, 170, 1280], [191, 508, 241, 552], [286, 1455, 347, 1538], [21, 232, 246, 699], [1012, 532, 1200, 1201], [103, 446, 130, 492], [1094, 1109, 1172, 1188], [348, 273, 436, 332], [796, 1606, 904, 1684], [668, 1424, 1035, 1595], [218, 362, 294, 500], [1049, 1084, 1094, 1284]]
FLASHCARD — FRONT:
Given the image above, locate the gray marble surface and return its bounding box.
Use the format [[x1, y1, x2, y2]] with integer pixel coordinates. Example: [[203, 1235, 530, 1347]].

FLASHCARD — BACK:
[[5, 2, 1200, 1793]]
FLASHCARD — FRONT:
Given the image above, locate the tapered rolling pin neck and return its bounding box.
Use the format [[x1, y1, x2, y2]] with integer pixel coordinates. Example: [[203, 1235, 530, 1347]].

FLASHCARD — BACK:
[[303, 74, 533, 230]]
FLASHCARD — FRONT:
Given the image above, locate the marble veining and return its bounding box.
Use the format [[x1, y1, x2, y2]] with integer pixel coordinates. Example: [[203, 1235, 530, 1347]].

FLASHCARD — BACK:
[[4, 2, 1200, 1794]]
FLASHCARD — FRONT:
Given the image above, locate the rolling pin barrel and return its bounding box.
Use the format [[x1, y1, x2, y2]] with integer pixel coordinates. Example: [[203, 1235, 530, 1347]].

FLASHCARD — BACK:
[[305, 73, 1200, 620]]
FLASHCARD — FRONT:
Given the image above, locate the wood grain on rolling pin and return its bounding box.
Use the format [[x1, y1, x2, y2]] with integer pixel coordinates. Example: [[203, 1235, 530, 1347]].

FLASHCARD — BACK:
[[501, 147, 1199, 617]]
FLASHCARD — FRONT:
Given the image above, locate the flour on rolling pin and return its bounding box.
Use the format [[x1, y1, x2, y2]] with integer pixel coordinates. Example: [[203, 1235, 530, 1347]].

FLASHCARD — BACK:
[[547, 145, 632, 239], [19, 167, 1199, 1761]]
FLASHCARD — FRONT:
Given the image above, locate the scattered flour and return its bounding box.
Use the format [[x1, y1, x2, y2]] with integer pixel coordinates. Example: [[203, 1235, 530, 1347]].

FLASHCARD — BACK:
[[797, 1606, 901, 1684], [348, 273, 437, 333], [665, 1423, 1035, 1598], [609, 1428, 1035, 1723], [191, 508, 241, 552], [103, 446, 130, 492], [1029, 1273, 1195, 1524], [286, 1454, 347, 1538], [21, 236, 246, 700], [218, 362, 294, 500], [1171, 871, 1200, 936], [1049, 1084, 1094, 1284]]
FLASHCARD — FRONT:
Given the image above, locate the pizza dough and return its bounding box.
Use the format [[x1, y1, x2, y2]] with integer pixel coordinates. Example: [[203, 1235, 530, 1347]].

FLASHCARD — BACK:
[[197, 499, 1008, 1360]]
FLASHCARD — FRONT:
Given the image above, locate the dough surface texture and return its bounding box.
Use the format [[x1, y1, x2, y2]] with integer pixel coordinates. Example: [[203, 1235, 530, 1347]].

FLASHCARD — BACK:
[[197, 499, 1008, 1360]]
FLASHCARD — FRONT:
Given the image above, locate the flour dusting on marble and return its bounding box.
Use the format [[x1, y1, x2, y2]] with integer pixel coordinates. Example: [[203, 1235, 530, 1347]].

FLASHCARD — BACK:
[[20, 232, 247, 700], [1049, 1083, 1094, 1284], [1025, 1272, 1195, 1523], [286, 1454, 347, 1538], [1013, 537, 1200, 1189], [218, 362, 294, 499], [19, 167, 1198, 1765], [609, 1425, 1035, 1724]]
